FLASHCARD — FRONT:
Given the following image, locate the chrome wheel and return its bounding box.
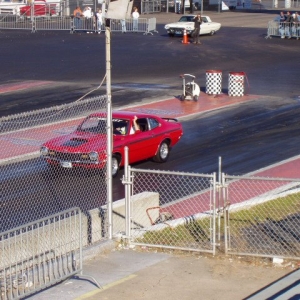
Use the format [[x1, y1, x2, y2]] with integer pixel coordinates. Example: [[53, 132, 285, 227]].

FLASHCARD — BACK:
[[112, 155, 120, 177]]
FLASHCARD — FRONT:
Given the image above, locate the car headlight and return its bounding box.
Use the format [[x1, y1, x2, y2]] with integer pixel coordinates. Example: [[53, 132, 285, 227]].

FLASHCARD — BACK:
[[165, 25, 170, 29], [40, 146, 49, 156], [89, 151, 98, 161]]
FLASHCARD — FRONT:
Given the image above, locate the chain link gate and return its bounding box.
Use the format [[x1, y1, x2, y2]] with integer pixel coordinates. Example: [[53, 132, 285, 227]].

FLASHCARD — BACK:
[[122, 166, 217, 255], [222, 174, 300, 260]]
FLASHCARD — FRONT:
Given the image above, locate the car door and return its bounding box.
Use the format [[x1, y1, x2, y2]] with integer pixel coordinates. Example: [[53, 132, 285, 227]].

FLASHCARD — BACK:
[[126, 118, 157, 163], [200, 16, 209, 34]]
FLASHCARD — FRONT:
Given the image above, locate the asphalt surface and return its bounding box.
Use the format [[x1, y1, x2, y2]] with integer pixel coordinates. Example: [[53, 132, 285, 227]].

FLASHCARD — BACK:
[[1, 9, 299, 117]]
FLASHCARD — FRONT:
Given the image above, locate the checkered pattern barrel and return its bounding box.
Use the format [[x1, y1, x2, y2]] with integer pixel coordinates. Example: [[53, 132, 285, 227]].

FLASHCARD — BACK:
[[206, 70, 222, 95], [228, 72, 245, 96]]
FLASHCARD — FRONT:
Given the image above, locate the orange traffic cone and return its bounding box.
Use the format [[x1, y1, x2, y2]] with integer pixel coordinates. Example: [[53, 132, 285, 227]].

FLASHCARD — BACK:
[[182, 29, 189, 44]]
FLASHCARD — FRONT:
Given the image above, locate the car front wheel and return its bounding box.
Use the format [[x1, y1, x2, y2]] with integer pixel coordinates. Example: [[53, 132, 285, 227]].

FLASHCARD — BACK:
[[112, 155, 120, 177], [153, 141, 170, 163], [210, 30, 216, 36]]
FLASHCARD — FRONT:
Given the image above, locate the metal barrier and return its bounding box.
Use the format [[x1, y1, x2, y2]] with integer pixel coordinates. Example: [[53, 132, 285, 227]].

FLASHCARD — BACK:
[[144, 17, 158, 35], [0, 208, 100, 300], [0, 14, 157, 34], [266, 20, 300, 39], [222, 174, 300, 260]]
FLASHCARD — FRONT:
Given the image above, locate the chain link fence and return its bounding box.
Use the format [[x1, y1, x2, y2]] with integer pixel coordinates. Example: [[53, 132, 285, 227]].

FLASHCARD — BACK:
[[119, 160, 300, 260], [125, 168, 217, 254], [222, 175, 300, 259], [0, 95, 109, 246], [2, 96, 300, 273]]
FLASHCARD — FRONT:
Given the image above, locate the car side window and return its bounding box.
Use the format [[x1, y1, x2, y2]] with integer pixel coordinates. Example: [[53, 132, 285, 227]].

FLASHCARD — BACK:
[[136, 118, 148, 132], [202, 17, 208, 23], [113, 119, 128, 135], [149, 118, 159, 130]]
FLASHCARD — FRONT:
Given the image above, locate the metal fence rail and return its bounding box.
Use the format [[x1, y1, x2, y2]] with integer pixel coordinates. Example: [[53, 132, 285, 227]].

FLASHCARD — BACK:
[[0, 208, 83, 300], [125, 168, 217, 255], [0, 14, 158, 34], [222, 174, 300, 260], [266, 20, 300, 39]]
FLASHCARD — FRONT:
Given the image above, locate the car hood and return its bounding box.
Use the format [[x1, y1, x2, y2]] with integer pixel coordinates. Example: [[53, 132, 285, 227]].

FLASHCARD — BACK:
[[43, 131, 107, 153], [165, 21, 194, 28]]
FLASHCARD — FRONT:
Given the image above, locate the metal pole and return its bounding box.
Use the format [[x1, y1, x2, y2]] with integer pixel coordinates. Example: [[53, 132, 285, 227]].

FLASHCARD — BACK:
[[124, 147, 130, 238], [218, 156, 221, 183], [217, 156, 221, 241], [106, 26, 113, 240]]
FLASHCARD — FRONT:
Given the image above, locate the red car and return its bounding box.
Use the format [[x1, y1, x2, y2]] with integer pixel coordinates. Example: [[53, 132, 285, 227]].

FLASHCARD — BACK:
[[20, 1, 56, 17], [40, 111, 183, 177]]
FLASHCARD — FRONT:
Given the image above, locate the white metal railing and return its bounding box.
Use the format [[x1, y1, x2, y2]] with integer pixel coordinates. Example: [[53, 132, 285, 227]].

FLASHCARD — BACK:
[[0, 14, 157, 34], [0, 208, 100, 299], [266, 20, 300, 39]]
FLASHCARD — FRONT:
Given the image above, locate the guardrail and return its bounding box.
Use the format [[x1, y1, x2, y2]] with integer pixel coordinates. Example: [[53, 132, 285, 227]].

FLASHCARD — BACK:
[[0, 208, 100, 300], [266, 20, 300, 39], [0, 14, 158, 34]]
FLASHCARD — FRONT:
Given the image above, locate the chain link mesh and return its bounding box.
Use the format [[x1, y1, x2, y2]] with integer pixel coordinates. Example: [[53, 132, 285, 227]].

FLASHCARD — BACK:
[[0, 96, 108, 245], [128, 169, 216, 253], [223, 175, 300, 259]]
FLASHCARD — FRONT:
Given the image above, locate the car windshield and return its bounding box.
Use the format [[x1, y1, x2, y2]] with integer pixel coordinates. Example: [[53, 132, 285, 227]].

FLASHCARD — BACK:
[[77, 116, 107, 134], [179, 16, 194, 22]]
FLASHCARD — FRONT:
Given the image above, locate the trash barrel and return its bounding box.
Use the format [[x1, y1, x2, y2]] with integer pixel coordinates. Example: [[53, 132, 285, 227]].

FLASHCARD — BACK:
[[228, 72, 245, 96], [206, 70, 222, 95]]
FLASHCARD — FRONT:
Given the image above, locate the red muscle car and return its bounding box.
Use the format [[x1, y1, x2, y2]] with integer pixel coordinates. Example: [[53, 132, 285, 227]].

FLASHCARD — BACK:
[[40, 111, 183, 177]]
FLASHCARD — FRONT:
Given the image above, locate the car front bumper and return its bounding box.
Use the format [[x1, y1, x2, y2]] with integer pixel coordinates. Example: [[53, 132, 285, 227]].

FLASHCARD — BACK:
[[166, 28, 193, 35]]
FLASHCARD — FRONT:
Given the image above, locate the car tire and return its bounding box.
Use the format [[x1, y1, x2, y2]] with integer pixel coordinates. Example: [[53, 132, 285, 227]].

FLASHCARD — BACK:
[[181, 94, 186, 101], [210, 30, 216, 36], [153, 140, 170, 163], [193, 95, 198, 101], [112, 155, 120, 178]]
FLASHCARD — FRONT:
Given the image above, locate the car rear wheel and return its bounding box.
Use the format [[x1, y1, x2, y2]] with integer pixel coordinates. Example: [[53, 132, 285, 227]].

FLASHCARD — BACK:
[[112, 155, 120, 178], [153, 141, 170, 163], [210, 30, 216, 36]]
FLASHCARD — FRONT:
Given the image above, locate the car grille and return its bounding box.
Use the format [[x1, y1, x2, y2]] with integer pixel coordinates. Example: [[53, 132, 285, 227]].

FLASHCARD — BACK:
[[48, 150, 91, 162]]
